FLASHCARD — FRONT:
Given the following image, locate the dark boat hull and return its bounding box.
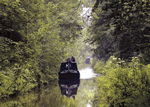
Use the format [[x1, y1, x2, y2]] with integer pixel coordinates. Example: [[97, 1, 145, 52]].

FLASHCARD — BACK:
[[58, 71, 80, 79]]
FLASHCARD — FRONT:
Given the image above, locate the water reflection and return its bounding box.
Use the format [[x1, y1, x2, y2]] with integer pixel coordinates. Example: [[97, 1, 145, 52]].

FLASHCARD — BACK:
[[0, 67, 97, 107], [58, 79, 80, 100], [80, 67, 97, 79]]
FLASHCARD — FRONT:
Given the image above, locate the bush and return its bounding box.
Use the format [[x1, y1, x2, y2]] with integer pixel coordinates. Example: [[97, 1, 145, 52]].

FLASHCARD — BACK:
[[93, 56, 150, 107]]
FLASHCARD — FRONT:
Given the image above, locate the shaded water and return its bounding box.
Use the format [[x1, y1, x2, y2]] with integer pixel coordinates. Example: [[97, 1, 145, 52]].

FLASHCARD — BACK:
[[0, 67, 97, 107]]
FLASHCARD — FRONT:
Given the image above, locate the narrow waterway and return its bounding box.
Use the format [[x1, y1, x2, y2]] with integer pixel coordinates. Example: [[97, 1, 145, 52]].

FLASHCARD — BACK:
[[0, 67, 97, 107]]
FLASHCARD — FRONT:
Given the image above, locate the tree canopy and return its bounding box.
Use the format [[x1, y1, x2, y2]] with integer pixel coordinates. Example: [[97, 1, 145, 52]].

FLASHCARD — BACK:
[[0, 0, 83, 99], [88, 0, 150, 63]]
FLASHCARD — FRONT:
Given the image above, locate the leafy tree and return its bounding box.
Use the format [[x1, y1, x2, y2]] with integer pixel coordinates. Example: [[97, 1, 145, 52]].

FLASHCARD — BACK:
[[0, 0, 82, 99], [89, 0, 150, 62]]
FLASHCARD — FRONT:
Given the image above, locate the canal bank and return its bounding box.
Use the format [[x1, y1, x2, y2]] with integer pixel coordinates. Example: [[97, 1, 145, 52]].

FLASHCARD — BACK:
[[0, 67, 97, 107]]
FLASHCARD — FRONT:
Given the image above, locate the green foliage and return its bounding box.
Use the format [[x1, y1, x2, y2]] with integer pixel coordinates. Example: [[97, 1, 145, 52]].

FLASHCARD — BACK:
[[0, 79, 95, 107], [88, 0, 150, 62], [0, 0, 82, 99], [92, 56, 150, 107]]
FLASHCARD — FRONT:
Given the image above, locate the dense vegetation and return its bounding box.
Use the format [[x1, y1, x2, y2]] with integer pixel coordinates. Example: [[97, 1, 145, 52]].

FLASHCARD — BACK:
[[0, 79, 95, 107], [88, 0, 150, 63], [92, 56, 150, 106], [1, 0, 150, 106], [0, 0, 84, 99], [89, 0, 150, 106]]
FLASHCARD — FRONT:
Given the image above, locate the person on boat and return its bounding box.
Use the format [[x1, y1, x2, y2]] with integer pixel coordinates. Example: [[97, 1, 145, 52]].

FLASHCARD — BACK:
[[66, 58, 71, 69], [71, 56, 75, 62], [66, 58, 71, 63]]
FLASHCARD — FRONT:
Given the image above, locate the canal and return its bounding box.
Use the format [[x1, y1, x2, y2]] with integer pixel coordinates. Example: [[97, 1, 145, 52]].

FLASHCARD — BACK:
[[0, 67, 97, 107]]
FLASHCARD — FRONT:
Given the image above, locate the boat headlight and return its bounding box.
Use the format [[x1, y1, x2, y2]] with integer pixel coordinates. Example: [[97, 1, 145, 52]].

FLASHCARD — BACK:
[[73, 71, 77, 73], [61, 70, 67, 73], [61, 71, 64, 73]]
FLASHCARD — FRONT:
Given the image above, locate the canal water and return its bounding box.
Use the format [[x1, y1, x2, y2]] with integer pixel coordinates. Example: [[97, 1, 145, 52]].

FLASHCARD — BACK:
[[0, 67, 97, 107]]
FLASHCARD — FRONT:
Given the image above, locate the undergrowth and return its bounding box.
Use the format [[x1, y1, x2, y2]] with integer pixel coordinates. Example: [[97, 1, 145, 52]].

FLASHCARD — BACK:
[[92, 56, 150, 107]]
